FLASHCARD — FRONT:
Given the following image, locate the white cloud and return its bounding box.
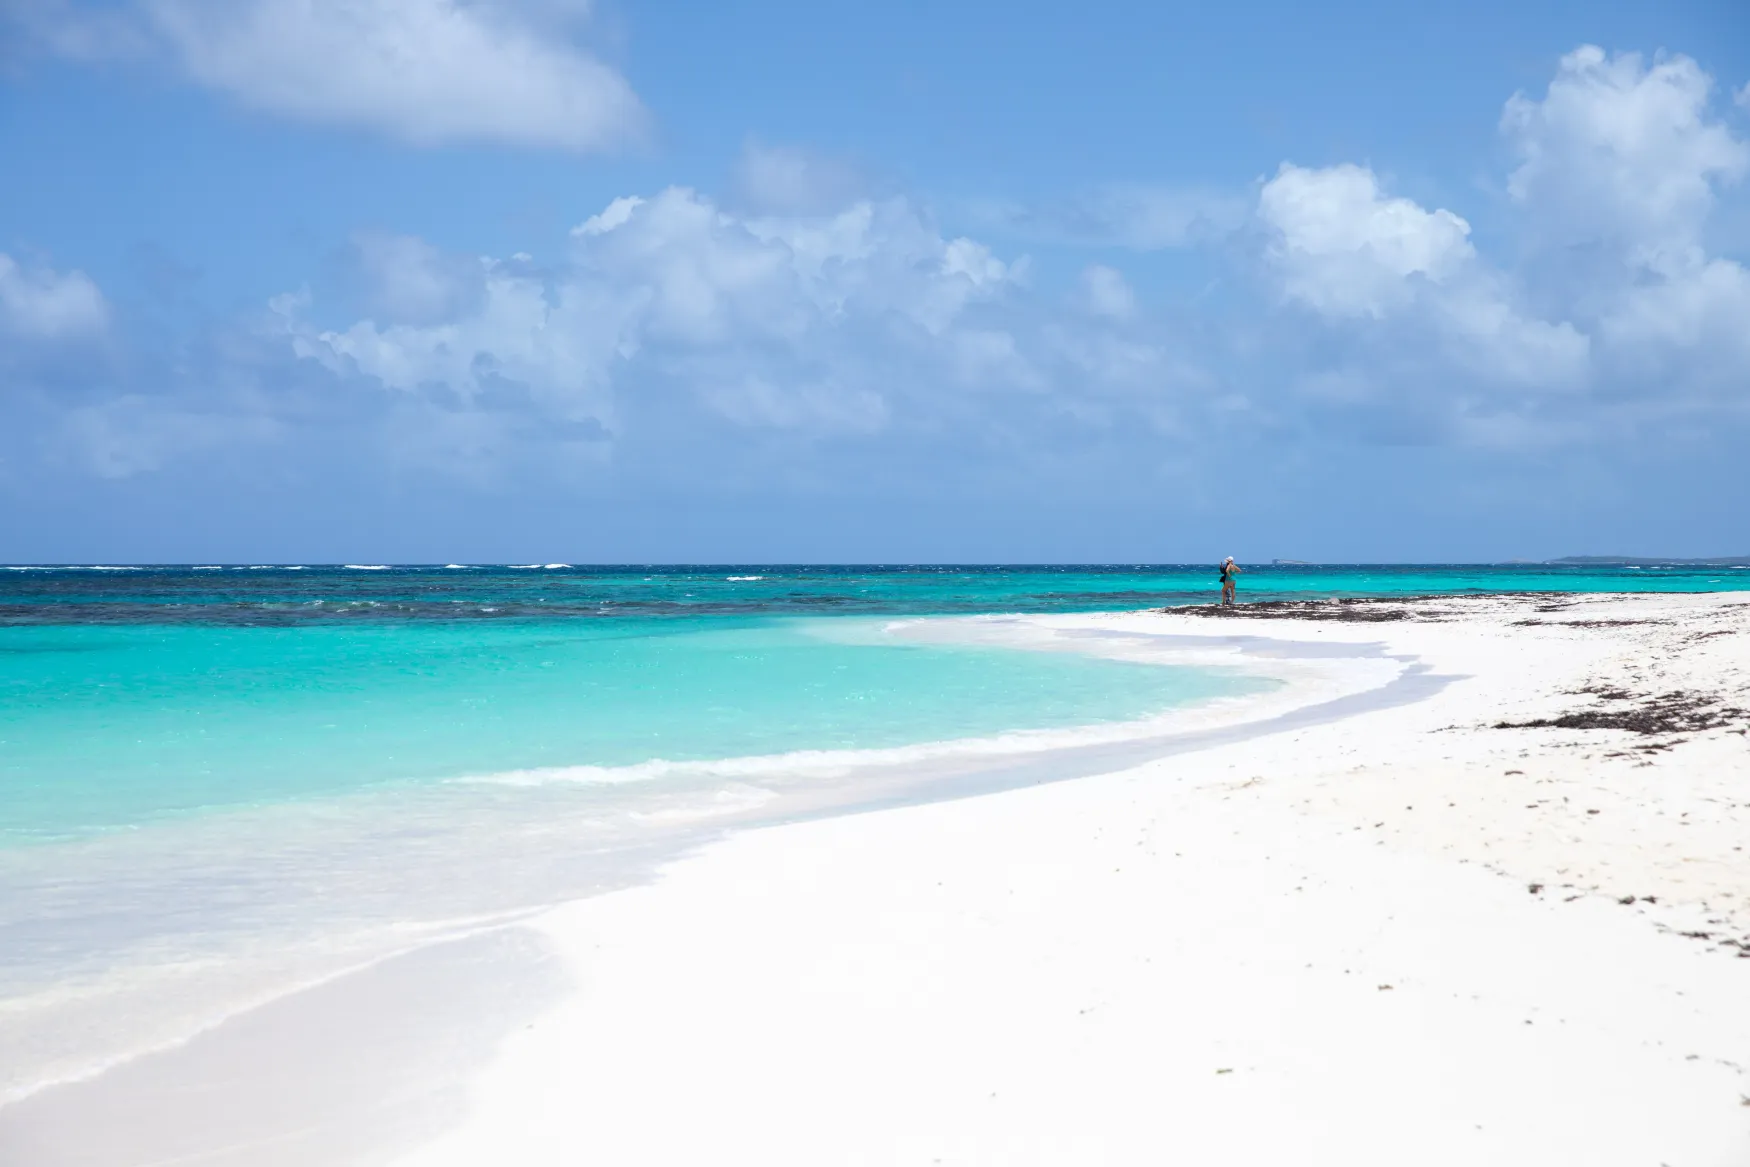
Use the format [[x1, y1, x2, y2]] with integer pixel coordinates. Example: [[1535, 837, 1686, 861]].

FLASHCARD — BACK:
[[3, 0, 154, 60], [280, 187, 1036, 439], [0, 253, 108, 340], [25, 0, 646, 151], [59, 396, 279, 477], [26, 39, 1750, 484], [1500, 46, 1750, 405], [1257, 163, 1589, 392], [1502, 45, 1748, 257], [349, 232, 484, 324], [1077, 265, 1135, 319], [283, 258, 629, 425], [732, 142, 867, 215], [1258, 163, 1475, 318], [1251, 46, 1750, 428], [1047, 328, 1185, 400], [1434, 278, 1592, 388], [1594, 251, 1750, 399], [574, 196, 644, 237]]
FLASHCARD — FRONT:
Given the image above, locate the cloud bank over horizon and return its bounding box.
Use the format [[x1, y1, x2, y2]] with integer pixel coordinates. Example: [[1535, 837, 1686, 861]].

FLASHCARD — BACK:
[[260, 49, 1750, 464]]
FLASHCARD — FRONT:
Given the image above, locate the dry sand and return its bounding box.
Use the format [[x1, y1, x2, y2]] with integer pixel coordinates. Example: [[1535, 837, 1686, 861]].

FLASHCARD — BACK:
[[388, 592, 1750, 1167]]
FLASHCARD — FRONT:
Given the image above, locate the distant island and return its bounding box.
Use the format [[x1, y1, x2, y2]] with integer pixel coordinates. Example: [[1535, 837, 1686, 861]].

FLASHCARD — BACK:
[[1253, 556, 1750, 567], [1549, 555, 1750, 567]]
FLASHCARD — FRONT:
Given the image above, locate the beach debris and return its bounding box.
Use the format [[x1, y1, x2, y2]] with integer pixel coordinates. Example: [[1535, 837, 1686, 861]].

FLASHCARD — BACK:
[[1215, 1068, 1233, 1075], [1528, 883, 1544, 894], [1493, 688, 1747, 737], [1619, 895, 1638, 905], [1174, 596, 1452, 622], [1512, 617, 1670, 628]]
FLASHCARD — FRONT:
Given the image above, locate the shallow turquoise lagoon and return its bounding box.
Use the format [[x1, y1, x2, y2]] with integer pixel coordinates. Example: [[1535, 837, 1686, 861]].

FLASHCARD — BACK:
[[0, 616, 1251, 843], [2, 562, 1742, 843]]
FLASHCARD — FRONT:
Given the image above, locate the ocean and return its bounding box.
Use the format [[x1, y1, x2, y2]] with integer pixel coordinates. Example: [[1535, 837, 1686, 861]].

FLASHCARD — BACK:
[[1, 562, 1743, 1100]]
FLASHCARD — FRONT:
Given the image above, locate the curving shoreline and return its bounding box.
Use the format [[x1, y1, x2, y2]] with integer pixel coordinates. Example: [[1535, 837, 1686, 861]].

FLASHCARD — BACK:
[[388, 592, 1749, 1167], [5, 593, 1749, 1165]]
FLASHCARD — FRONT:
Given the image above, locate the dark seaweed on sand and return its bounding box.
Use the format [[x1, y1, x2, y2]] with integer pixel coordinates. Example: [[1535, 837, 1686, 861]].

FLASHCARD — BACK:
[[1170, 597, 1454, 623], [1495, 690, 1748, 736]]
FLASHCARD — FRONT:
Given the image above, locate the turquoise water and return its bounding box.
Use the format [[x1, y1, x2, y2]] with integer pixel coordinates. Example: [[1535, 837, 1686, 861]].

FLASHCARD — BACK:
[[3, 561, 1744, 624], [0, 617, 1247, 843], [2, 563, 1744, 843], [1, 563, 1743, 1100]]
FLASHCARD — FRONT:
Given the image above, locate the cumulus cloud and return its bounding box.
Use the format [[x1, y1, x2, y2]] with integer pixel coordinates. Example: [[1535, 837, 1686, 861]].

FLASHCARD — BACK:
[[0, 252, 107, 340], [1503, 45, 1747, 258], [1247, 46, 1750, 441], [1501, 47, 1750, 405], [15, 0, 645, 150], [16, 42, 1749, 489], [732, 142, 868, 215], [346, 232, 487, 325], [1076, 265, 1136, 319], [263, 39, 1750, 473], [1258, 162, 1475, 318], [1256, 163, 1588, 391], [279, 188, 1041, 444]]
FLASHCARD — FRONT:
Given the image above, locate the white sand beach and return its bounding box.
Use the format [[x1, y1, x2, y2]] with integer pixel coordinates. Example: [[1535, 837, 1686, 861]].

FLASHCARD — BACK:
[[7, 592, 1749, 1166], [394, 592, 1750, 1167]]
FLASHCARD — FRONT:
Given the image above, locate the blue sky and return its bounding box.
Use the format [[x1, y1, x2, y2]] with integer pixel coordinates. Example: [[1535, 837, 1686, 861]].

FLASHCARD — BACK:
[[1, 0, 1747, 562]]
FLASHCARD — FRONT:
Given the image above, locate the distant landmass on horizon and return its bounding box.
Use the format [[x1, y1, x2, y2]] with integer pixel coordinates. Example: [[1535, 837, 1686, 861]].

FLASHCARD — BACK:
[[1547, 555, 1750, 567], [1262, 557, 1750, 567]]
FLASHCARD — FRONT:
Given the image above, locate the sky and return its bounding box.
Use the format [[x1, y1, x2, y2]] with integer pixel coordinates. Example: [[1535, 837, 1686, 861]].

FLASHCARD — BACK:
[[1, 0, 1747, 563]]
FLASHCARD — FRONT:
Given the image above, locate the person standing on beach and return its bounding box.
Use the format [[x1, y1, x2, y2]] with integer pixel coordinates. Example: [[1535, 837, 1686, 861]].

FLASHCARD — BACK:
[[1219, 557, 1242, 605]]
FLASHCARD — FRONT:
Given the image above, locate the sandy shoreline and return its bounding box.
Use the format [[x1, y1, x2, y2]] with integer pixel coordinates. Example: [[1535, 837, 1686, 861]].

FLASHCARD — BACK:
[[6, 592, 1749, 1165]]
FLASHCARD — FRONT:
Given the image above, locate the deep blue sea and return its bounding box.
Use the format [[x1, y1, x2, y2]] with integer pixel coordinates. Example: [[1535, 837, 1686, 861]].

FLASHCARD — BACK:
[[0, 562, 1743, 1098]]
